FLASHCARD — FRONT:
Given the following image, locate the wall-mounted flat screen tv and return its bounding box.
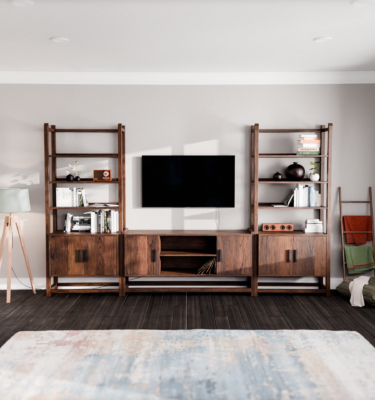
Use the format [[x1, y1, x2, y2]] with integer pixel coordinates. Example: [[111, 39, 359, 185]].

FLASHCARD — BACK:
[[142, 155, 235, 208]]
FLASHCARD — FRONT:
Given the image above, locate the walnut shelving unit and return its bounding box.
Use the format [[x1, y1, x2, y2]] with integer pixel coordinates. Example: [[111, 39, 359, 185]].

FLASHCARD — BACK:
[[251, 123, 332, 296], [44, 124, 126, 296]]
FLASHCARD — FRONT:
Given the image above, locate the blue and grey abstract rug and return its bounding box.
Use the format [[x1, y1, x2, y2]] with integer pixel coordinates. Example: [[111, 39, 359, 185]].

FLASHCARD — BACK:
[[0, 330, 374, 399]]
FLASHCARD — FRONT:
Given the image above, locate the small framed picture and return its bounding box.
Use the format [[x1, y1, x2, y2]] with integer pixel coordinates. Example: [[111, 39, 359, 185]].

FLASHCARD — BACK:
[[93, 170, 112, 181]]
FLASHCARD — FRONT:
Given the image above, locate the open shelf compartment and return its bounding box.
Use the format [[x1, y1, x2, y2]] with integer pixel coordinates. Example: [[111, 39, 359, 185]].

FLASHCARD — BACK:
[[160, 236, 217, 275]]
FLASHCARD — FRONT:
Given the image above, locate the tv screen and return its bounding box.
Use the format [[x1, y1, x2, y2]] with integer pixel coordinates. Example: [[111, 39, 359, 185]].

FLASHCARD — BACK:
[[142, 156, 235, 208]]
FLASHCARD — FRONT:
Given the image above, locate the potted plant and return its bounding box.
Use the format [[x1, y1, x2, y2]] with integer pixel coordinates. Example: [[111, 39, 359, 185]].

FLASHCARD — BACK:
[[309, 161, 320, 181]]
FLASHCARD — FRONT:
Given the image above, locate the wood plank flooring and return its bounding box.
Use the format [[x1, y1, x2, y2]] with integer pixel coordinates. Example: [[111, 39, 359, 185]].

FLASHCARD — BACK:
[[1, 290, 375, 348]]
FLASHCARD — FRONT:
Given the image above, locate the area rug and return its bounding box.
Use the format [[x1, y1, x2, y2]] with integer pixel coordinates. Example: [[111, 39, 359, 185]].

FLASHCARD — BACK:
[[0, 330, 374, 400]]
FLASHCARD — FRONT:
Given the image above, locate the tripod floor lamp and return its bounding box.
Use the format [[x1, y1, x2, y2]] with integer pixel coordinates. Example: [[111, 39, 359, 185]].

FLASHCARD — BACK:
[[0, 188, 36, 303]]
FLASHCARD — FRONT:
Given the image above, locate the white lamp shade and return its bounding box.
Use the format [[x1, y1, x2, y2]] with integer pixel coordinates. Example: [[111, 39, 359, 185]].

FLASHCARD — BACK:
[[0, 188, 31, 213]]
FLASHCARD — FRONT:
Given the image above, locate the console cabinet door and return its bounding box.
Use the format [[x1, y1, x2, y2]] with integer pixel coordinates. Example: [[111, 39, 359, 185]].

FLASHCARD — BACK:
[[258, 236, 294, 276], [258, 235, 327, 276], [49, 236, 118, 276], [292, 236, 327, 276], [49, 236, 75, 276], [125, 235, 160, 276], [216, 235, 252, 275], [81, 236, 118, 276]]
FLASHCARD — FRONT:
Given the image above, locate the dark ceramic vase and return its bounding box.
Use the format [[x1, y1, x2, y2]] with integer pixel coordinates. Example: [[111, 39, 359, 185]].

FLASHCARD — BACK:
[[74, 176, 81, 181], [285, 162, 305, 181], [66, 174, 74, 181], [273, 172, 283, 181]]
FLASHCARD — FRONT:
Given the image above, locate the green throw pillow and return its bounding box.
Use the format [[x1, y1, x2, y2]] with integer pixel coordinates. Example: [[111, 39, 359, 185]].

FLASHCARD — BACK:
[[336, 277, 375, 306]]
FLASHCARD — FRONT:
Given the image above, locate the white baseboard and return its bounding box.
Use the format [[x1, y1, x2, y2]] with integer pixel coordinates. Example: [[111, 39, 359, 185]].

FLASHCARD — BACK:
[[0, 277, 342, 290]]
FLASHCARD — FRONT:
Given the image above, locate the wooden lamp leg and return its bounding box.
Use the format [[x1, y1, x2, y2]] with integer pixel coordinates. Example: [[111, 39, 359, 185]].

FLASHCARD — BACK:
[[0, 216, 9, 273], [14, 216, 36, 295], [6, 220, 13, 303]]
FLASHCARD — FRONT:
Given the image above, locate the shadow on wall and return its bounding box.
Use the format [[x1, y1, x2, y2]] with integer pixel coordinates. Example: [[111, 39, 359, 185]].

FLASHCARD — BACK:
[[0, 162, 45, 214], [130, 124, 251, 230]]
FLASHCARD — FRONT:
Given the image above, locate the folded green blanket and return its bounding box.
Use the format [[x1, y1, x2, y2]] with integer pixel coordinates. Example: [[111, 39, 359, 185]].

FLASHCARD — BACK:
[[345, 246, 375, 275]]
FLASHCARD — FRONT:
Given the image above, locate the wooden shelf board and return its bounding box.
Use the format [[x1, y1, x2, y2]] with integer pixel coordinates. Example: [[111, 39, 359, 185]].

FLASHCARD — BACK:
[[126, 230, 251, 236], [49, 153, 118, 158], [258, 179, 328, 184], [49, 206, 119, 210], [49, 231, 120, 236], [160, 251, 217, 257], [258, 203, 327, 209], [259, 129, 322, 133], [160, 269, 217, 277], [54, 129, 118, 133], [258, 230, 327, 236], [50, 179, 118, 184], [258, 154, 328, 158]]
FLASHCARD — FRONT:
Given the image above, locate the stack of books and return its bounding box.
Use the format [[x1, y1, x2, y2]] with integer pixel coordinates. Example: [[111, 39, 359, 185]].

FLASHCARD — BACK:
[[63, 210, 120, 233], [56, 188, 89, 207], [280, 184, 321, 207], [297, 134, 320, 155], [305, 219, 323, 233]]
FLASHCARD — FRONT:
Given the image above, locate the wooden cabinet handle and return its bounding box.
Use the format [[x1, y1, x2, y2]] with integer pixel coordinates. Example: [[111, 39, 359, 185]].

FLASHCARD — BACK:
[[218, 249, 222, 262], [288, 250, 291, 262], [78, 250, 81, 262], [294, 250, 298, 262], [84, 250, 88, 262]]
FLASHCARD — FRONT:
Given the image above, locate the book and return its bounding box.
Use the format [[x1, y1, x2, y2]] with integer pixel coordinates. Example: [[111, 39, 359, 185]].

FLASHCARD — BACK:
[[294, 187, 298, 207], [306, 219, 322, 224], [298, 134, 317, 138], [304, 226, 323, 233], [297, 152, 320, 155], [64, 213, 73, 232], [297, 146, 320, 151], [84, 211, 98, 233], [298, 140, 321, 144]]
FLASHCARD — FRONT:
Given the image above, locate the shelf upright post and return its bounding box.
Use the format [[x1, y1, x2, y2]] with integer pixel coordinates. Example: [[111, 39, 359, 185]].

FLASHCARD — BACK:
[[326, 123, 333, 296], [51, 125, 57, 233], [44, 123, 52, 297], [318, 125, 326, 290], [250, 124, 259, 233], [250, 124, 259, 296]]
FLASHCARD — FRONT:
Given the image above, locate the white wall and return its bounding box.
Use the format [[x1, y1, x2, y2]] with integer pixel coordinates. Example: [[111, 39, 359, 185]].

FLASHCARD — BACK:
[[1, 84, 375, 288]]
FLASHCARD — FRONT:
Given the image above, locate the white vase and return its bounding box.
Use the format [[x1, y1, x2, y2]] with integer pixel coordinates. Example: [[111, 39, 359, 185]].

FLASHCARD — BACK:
[[309, 173, 319, 181]]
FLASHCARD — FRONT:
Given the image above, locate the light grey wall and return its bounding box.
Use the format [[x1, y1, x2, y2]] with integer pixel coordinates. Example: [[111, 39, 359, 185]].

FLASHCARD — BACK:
[[0, 84, 375, 286]]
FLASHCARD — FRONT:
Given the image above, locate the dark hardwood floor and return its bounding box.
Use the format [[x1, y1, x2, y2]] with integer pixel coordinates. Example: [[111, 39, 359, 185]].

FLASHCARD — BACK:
[[1, 290, 375, 347]]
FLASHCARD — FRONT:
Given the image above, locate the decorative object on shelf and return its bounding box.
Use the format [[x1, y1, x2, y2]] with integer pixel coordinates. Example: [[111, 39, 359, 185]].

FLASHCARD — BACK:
[[66, 161, 79, 181], [285, 162, 305, 181], [93, 169, 112, 182], [309, 161, 320, 181], [305, 219, 323, 233], [0, 188, 36, 303], [273, 172, 283, 181], [297, 134, 321, 155], [198, 258, 216, 275], [262, 223, 294, 232], [74, 171, 81, 181]]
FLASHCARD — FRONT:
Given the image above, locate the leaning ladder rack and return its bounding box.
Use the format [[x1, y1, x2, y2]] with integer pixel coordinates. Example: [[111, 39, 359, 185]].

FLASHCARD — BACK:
[[339, 187, 375, 281]]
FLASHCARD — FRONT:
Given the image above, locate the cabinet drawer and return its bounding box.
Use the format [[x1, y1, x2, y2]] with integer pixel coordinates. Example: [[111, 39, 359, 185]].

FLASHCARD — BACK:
[[49, 236, 119, 276], [258, 235, 327, 277]]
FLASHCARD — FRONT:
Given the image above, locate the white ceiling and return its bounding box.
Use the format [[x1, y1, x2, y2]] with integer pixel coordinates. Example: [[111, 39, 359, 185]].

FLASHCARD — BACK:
[[0, 0, 375, 77]]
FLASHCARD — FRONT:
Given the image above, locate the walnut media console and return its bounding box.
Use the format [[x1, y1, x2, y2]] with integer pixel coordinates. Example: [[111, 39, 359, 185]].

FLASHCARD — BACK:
[[44, 123, 332, 297]]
